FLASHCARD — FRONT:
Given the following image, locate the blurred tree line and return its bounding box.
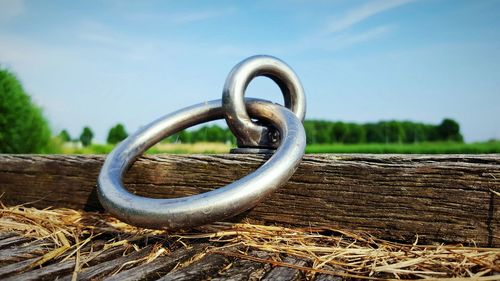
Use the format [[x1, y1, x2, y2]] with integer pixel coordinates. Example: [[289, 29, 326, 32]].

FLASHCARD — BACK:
[[303, 119, 463, 144], [57, 124, 128, 147], [161, 119, 463, 145], [56, 117, 464, 148]]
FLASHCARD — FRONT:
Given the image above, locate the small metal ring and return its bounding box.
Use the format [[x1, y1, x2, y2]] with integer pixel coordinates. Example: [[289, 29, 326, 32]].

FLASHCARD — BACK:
[[97, 99, 306, 229], [222, 55, 306, 149]]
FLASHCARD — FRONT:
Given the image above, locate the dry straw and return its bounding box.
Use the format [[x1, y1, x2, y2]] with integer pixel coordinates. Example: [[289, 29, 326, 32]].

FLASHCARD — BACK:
[[0, 203, 498, 280]]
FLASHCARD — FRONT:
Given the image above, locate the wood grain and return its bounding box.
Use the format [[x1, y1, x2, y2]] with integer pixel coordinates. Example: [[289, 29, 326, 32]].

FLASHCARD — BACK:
[[0, 154, 498, 246], [2, 242, 128, 281], [104, 244, 205, 281], [261, 256, 308, 281], [157, 254, 230, 281], [211, 250, 271, 281]]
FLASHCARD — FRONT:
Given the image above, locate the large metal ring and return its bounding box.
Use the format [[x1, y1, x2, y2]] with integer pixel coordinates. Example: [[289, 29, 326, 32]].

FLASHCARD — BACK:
[[222, 55, 306, 149], [97, 99, 306, 229]]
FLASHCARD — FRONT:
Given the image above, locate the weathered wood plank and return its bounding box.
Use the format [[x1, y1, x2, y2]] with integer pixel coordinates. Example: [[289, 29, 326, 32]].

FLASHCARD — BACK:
[[0, 240, 51, 266], [157, 253, 230, 281], [261, 256, 308, 281], [0, 236, 33, 250], [0, 154, 499, 246], [211, 250, 271, 281], [313, 265, 343, 281], [59, 245, 154, 281], [103, 244, 205, 281], [0, 257, 39, 279], [3, 244, 129, 281], [0, 233, 17, 241]]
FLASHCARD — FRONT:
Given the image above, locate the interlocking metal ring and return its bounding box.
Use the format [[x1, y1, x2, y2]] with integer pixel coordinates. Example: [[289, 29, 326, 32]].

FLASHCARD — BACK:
[[223, 55, 306, 149], [97, 99, 306, 229]]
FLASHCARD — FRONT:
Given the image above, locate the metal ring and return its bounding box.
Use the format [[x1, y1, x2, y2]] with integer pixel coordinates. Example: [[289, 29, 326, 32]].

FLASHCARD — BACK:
[[222, 55, 306, 149], [97, 99, 306, 229]]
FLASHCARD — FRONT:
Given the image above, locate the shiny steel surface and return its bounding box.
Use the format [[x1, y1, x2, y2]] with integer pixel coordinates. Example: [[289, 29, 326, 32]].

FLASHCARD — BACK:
[[222, 55, 306, 149], [97, 99, 306, 229]]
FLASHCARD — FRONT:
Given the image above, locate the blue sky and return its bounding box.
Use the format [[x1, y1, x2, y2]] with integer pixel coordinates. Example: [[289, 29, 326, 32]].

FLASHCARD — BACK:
[[1, 0, 499, 142]]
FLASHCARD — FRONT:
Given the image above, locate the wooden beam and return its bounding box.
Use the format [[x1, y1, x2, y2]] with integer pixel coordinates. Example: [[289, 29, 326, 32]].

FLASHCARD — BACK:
[[0, 154, 498, 246]]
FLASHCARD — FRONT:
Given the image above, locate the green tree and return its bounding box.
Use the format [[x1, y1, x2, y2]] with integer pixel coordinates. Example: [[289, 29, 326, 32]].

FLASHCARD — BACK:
[[107, 123, 128, 144], [303, 121, 317, 144], [314, 121, 332, 143], [365, 123, 384, 143], [79, 126, 94, 147], [437, 118, 463, 142], [332, 122, 348, 143], [58, 129, 71, 142], [0, 68, 51, 153], [179, 130, 192, 143], [412, 124, 425, 143], [345, 124, 366, 144], [381, 121, 406, 143], [206, 125, 225, 142], [223, 128, 236, 144]]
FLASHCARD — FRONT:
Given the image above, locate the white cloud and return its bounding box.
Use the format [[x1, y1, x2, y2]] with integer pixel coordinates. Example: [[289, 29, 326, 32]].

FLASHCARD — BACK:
[[0, 0, 24, 22], [73, 20, 168, 62], [326, 0, 414, 33], [124, 7, 235, 25], [298, 25, 392, 52], [326, 25, 393, 50], [296, 0, 415, 53]]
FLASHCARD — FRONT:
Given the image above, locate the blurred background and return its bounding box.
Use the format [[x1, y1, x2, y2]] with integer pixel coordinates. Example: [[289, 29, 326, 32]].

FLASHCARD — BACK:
[[1, 0, 499, 154]]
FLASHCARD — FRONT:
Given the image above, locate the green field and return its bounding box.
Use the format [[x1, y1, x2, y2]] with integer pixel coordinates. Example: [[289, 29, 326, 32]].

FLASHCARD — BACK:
[[54, 140, 500, 154], [306, 141, 500, 154]]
